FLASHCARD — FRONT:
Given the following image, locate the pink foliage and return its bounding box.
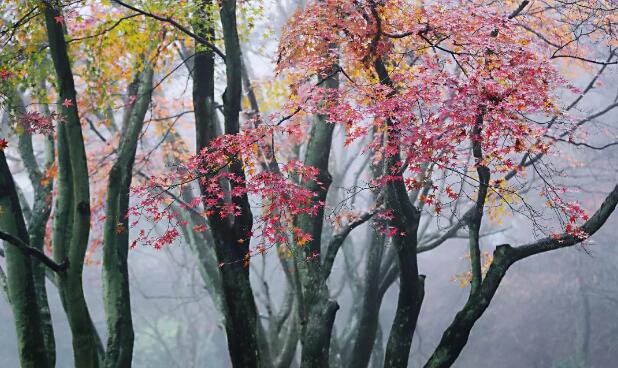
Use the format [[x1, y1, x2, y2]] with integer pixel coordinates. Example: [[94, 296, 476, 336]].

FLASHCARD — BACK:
[[17, 111, 58, 135], [130, 0, 589, 250], [129, 125, 323, 251]]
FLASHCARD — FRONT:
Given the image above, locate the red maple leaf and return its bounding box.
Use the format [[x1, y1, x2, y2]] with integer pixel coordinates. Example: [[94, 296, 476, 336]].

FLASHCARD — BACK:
[[0, 68, 12, 80], [0, 138, 7, 151], [62, 98, 74, 108]]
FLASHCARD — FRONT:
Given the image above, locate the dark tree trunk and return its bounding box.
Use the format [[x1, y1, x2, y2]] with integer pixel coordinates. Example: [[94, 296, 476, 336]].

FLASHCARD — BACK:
[[192, 1, 261, 366], [347, 229, 385, 368], [9, 86, 56, 366], [373, 58, 425, 368], [102, 65, 153, 368], [43, 5, 100, 367], [0, 151, 50, 368], [297, 71, 339, 368]]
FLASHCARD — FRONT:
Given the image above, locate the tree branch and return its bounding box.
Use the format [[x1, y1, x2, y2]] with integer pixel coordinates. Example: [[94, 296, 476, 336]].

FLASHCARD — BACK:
[[0, 230, 68, 273], [424, 184, 618, 368], [511, 184, 618, 260], [416, 211, 472, 253], [322, 205, 383, 279], [111, 0, 226, 59], [508, 0, 530, 19]]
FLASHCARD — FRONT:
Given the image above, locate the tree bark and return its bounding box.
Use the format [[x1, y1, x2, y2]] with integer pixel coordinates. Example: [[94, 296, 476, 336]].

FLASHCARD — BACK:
[[423, 245, 513, 368], [373, 58, 425, 368], [0, 151, 50, 368], [468, 112, 489, 295], [297, 70, 339, 368], [9, 87, 56, 366], [347, 228, 385, 368], [102, 65, 153, 368], [192, 1, 261, 366], [43, 4, 100, 367]]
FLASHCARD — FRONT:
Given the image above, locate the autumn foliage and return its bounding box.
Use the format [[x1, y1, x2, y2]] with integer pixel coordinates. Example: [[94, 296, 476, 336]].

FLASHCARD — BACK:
[[0, 0, 617, 367]]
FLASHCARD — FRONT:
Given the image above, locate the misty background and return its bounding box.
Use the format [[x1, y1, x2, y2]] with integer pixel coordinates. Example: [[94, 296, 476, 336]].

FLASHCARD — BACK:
[[1, 1, 618, 367]]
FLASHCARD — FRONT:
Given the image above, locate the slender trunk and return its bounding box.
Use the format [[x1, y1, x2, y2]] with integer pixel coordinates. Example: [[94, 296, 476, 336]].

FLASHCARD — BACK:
[[373, 58, 425, 368], [425, 183, 617, 368], [213, 230, 260, 368], [192, 1, 261, 366], [102, 66, 153, 368], [468, 112, 489, 296], [382, 216, 424, 368], [348, 228, 385, 368], [298, 71, 339, 368], [423, 245, 513, 368], [0, 151, 50, 368], [274, 303, 301, 368], [26, 133, 55, 368], [185, 0, 227, 322], [43, 5, 99, 367], [10, 87, 56, 366]]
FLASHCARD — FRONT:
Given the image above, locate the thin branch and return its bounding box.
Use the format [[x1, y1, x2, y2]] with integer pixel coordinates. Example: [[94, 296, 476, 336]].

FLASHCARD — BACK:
[[383, 0, 529, 39], [0, 231, 68, 273], [550, 53, 618, 65], [512, 184, 618, 259], [322, 205, 383, 278], [416, 210, 472, 253], [551, 138, 618, 150], [111, 0, 225, 59], [508, 0, 530, 19], [67, 13, 141, 43]]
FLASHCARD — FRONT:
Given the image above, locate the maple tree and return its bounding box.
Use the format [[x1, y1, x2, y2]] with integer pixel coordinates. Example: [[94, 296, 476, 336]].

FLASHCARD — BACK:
[[0, 0, 617, 368]]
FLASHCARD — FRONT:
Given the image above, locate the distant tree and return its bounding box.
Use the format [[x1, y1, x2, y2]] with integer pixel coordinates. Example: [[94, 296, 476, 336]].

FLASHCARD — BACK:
[[0, 1, 617, 368]]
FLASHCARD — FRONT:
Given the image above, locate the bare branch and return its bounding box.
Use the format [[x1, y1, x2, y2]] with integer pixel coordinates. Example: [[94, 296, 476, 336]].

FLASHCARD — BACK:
[[322, 205, 383, 279], [0, 230, 68, 273], [511, 184, 618, 260], [111, 0, 226, 59], [508, 0, 530, 19]]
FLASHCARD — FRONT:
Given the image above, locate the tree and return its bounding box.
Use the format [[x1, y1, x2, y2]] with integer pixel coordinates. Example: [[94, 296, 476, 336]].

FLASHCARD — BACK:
[[1, 0, 617, 367], [1, 1, 164, 367], [102, 62, 153, 367], [0, 144, 51, 368]]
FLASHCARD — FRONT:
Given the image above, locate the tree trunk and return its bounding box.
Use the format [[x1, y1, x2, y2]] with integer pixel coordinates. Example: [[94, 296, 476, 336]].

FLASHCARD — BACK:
[[10, 87, 56, 366], [192, 0, 261, 366], [43, 5, 100, 367], [297, 71, 339, 368], [214, 233, 261, 368], [25, 133, 56, 368], [347, 228, 385, 368], [102, 65, 153, 368], [0, 151, 50, 368], [373, 58, 425, 368]]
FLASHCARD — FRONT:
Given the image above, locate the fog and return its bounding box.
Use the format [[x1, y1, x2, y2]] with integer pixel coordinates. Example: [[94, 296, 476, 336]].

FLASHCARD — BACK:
[[1, 1, 618, 367]]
